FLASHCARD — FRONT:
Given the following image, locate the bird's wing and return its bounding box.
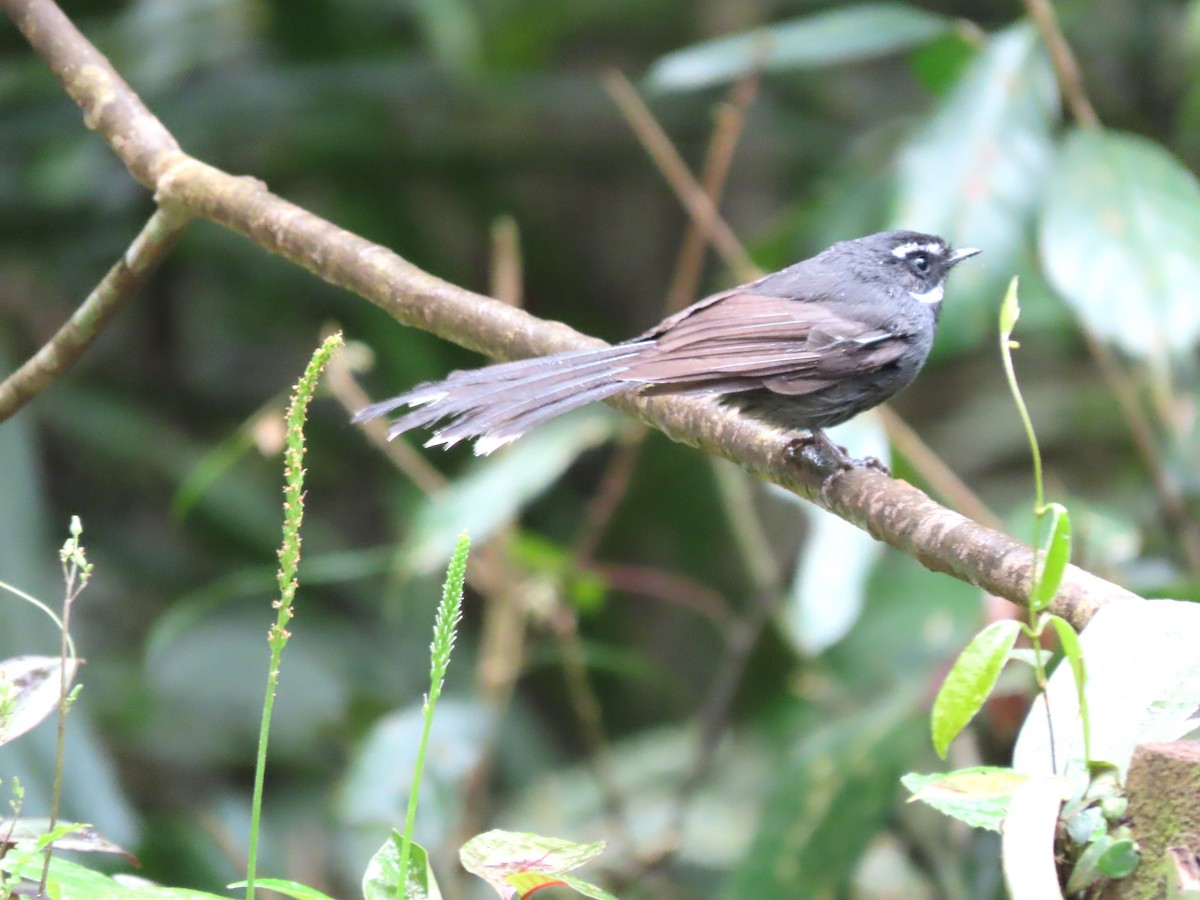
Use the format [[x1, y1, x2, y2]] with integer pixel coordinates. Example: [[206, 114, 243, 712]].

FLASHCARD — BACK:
[[623, 291, 908, 394]]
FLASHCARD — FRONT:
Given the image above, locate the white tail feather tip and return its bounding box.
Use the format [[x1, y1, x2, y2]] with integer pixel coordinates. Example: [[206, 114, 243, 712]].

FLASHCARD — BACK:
[[473, 434, 521, 455]]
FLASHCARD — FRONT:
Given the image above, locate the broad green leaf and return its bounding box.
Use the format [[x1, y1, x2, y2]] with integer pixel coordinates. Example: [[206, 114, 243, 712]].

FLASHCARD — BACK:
[[228, 879, 338, 900], [894, 22, 1057, 342], [460, 830, 607, 899], [1030, 504, 1071, 612], [931, 620, 1022, 758], [901, 767, 1030, 832], [1096, 838, 1139, 878], [1, 853, 228, 900], [646, 3, 953, 91], [1014, 598, 1200, 782], [504, 873, 567, 898], [1040, 128, 1200, 357], [558, 875, 621, 900], [725, 691, 924, 898], [362, 833, 441, 900], [1066, 833, 1117, 894], [504, 872, 619, 900], [1046, 614, 1091, 762], [400, 407, 620, 573], [1002, 777, 1069, 900], [0, 655, 80, 747]]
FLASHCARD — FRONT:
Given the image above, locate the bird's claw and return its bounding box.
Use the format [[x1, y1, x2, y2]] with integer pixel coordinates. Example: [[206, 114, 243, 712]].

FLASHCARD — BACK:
[[784, 432, 893, 501]]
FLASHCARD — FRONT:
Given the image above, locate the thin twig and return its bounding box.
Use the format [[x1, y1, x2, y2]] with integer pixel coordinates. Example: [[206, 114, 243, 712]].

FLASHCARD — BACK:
[[489, 215, 524, 308], [0, 206, 190, 422], [1022, 0, 1099, 129], [603, 70, 760, 283], [591, 563, 731, 625], [325, 347, 448, 494], [571, 429, 646, 566], [665, 72, 759, 312]]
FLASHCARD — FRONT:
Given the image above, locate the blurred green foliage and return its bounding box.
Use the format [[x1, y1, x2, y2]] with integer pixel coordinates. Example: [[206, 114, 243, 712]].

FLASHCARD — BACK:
[[3, 1, 1200, 897]]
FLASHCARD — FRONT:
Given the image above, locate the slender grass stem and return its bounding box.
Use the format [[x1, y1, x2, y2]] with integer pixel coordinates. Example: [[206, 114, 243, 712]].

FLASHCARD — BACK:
[[245, 333, 342, 900]]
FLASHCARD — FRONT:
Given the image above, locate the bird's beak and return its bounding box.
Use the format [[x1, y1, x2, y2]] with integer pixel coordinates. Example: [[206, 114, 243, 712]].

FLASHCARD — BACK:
[[950, 247, 981, 265]]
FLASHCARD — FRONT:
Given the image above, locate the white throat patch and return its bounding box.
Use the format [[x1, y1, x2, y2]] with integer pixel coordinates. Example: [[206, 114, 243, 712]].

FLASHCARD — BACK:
[[909, 284, 944, 305]]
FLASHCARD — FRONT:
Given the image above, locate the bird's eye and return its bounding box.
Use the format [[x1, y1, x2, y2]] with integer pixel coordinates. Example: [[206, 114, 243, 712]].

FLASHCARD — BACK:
[[909, 253, 931, 274]]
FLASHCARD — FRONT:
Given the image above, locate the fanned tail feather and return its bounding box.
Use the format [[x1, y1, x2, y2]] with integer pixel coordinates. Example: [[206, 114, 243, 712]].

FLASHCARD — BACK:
[[353, 342, 653, 454]]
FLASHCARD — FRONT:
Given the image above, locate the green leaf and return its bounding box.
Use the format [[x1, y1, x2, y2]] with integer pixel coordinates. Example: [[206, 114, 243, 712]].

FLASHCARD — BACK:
[[362, 833, 441, 900], [893, 23, 1057, 350], [558, 875, 621, 900], [1040, 128, 1200, 358], [646, 3, 953, 91], [1065, 832, 1110, 894], [726, 691, 924, 897], [400, 407, 620, 573], [460, 830, 607, 899], [931, 620, 1022, 758], [227, 879, 338, 900], [998, 277, 1020, 340], [503, 873, 620, 900], [1031, 504, 1071, 612], [1096, 838, 1140, 878], [902, 767, 1030, 831], [1046, 614, 1091, 762], [2, 854, 229, 900]]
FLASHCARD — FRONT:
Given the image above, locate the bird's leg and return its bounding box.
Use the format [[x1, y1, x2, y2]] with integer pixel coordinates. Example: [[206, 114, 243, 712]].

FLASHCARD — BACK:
[[785, 429, 892, 481]]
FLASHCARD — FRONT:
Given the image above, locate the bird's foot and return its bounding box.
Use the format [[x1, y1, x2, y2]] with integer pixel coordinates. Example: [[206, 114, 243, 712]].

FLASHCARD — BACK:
[[784, 430, 892, 499]]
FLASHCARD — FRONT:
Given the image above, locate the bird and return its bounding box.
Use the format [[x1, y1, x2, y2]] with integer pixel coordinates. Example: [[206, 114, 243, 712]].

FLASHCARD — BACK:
[[353, 230, 979, 466]]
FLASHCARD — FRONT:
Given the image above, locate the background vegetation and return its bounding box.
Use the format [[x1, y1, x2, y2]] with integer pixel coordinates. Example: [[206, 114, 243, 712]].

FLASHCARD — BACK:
[[3, 0, 1199, 896]]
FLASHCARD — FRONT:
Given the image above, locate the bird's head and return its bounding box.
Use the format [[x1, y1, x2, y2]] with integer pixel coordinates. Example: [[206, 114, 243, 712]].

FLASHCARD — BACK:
[[851, 231, 981, 304]]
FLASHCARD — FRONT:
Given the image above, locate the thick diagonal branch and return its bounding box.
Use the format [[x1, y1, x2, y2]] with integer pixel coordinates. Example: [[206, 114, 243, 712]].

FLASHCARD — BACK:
[[4, 0, 1142, 628]]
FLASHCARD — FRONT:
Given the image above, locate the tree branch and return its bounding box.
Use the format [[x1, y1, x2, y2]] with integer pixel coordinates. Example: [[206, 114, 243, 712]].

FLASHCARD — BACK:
[[1022, 0, 1100, 130], [0, 207, 190, 422], [3, 0, 1142, 628]]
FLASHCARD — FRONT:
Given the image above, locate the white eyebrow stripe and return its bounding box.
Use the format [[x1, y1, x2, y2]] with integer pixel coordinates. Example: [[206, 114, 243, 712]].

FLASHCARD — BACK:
[[891, 241, 944, 258], [910, 285, 944, 305]]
